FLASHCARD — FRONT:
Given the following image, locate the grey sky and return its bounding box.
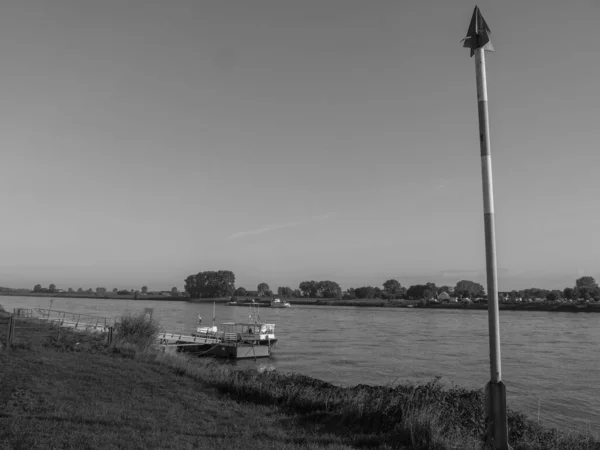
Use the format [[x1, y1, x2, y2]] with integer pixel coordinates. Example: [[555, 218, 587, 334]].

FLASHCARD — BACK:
[[1, 0, 599, 291]]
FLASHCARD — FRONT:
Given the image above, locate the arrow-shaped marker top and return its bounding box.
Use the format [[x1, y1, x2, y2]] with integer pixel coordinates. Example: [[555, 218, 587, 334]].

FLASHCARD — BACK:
[[462, 6, 494, 57]]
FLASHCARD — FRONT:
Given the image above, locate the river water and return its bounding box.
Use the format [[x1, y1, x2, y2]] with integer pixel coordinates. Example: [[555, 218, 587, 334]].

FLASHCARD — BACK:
[[1, 295, 598, 432]]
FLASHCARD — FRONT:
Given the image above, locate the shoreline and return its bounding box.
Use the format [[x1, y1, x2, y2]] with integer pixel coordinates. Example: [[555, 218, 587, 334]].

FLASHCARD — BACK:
[[0, 292, 184, 301], [3, 292, 600, 313]]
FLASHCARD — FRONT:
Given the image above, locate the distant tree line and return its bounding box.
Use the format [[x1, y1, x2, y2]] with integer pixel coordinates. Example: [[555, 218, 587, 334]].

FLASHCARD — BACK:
[[29, 284, 181, 298], [183, 270, 600, 304], [506, 276, 600, 303], [182, 270, 486, 301]]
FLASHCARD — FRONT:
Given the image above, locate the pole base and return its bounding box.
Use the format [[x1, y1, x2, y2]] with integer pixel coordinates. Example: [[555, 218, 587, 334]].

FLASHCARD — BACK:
[[484, 381, 512, 450]]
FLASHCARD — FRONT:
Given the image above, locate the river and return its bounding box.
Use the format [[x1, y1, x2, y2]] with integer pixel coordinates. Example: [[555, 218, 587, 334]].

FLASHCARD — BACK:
[[1, 295, 598, 432]]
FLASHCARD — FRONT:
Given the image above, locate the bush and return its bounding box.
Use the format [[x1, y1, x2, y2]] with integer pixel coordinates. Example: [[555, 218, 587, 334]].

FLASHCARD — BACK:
[[115, 312, 161, 350]]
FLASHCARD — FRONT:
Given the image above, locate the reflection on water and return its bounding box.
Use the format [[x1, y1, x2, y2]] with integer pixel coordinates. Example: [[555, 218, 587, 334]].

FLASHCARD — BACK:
[[2, 295, 599, 431]]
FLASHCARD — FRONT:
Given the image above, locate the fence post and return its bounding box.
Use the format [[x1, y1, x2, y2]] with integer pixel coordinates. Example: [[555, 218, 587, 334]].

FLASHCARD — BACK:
[[7, 316, 15, 346], [4, 316, 10, 346], [107, 326, 114, 346]]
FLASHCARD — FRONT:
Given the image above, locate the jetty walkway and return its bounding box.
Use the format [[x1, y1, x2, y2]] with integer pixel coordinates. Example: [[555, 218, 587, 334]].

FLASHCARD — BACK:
[[2, 307, 207, 351]]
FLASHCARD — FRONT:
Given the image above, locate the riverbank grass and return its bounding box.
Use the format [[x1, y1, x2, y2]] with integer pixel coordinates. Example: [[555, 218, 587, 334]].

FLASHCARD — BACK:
[[0, 341, 357, 449]]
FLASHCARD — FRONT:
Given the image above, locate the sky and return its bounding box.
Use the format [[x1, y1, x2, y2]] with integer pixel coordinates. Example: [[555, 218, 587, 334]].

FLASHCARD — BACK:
[[1, 0, 599, 292]]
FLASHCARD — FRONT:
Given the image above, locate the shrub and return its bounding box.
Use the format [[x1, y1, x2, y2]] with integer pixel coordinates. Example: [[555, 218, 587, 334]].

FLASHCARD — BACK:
[[115, 312, 161, 350]]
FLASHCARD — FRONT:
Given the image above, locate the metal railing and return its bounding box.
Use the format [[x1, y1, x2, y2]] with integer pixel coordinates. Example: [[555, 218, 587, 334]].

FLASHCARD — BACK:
[[33, 308, 116, 329]]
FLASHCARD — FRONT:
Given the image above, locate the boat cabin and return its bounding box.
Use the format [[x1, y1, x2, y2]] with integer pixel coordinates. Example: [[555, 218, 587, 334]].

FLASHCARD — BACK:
[[220, 322, 276, 342]]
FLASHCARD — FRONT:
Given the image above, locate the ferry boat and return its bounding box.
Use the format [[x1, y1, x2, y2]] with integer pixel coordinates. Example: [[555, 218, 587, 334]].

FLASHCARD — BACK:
[[190, 321, 277, 359], [270, 298, 291, 308], [187, 303, 277, 359]]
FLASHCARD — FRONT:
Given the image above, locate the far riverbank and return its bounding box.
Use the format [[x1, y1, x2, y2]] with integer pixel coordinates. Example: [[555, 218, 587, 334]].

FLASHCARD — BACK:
[[3, 292, 600, 313], [0, 292, 184, 302], [191, 296, 600, 313]]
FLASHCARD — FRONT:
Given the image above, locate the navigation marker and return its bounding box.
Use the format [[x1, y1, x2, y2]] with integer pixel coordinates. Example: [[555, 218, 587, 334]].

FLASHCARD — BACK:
[[462, 6, 511, 450]]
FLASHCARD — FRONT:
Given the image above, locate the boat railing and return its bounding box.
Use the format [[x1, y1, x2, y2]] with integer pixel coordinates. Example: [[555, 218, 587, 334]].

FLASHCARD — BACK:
[[223, 332, 238, 342]]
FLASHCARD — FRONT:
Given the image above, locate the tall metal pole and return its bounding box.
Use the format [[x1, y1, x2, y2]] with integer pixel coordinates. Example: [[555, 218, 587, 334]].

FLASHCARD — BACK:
[[475, 46, 501, 385], [462, 7, 511, 450]]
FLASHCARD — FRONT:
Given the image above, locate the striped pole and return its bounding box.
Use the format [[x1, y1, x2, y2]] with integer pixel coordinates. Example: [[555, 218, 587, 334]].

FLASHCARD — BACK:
[[463, 7, 511, 449], [475, 46, 501, 386]]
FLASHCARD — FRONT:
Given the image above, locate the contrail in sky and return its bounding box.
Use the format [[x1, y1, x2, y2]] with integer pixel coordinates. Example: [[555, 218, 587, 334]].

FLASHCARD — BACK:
[[227, 212, 336, 241]]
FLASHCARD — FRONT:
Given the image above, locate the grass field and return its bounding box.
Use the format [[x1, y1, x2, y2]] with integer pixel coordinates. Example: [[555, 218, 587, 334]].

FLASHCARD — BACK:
[[0, 343, 359, 449]]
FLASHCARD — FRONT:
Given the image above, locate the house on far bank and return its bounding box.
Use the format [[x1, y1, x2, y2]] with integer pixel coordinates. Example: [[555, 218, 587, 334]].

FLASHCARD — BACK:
[[437, 292, 451, 302]]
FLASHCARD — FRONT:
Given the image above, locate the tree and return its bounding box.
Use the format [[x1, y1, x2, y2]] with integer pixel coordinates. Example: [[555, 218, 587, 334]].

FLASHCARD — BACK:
[[112, 288, 118, 293], [454, 280, 485, 298], [425, 282, 438, 297], [68, 288, 74, 293], [298, 280, 341, 298], [257, 283, 271, 296], [299, 281, 318, 298], [49, 284, 57, 293], [423, 289, 433, 300], [141, 286, 148, 294], [383, 279, 402, 295], [185, 275, 198, 298], [406, 284, 428, 299], [563, 287, 574, 300], [546, 291, 558, 302], [383, 279, 406, 298], [234, 287, 248, 296], [171, 287, 179, 295], [575, 277, 599, 299], [77, 288, 84, 293], [438, 285, 451, 294], [523, 288, 548, 300], [184, 270, 236, 299], [576, 276, 598, 289], [96, 287, 107, 295], [33, 284, 42, 293], [292, 289, 302, 298], [277, 286, 294, 298], [343, 288, 357, 300], [318, 281, 342, 298], [355, 286, 376, 299], [85, 288, 93, 294]]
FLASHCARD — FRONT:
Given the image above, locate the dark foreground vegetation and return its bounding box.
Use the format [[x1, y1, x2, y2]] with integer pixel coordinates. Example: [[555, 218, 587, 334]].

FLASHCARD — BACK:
[[1, 310, 599, 449]]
